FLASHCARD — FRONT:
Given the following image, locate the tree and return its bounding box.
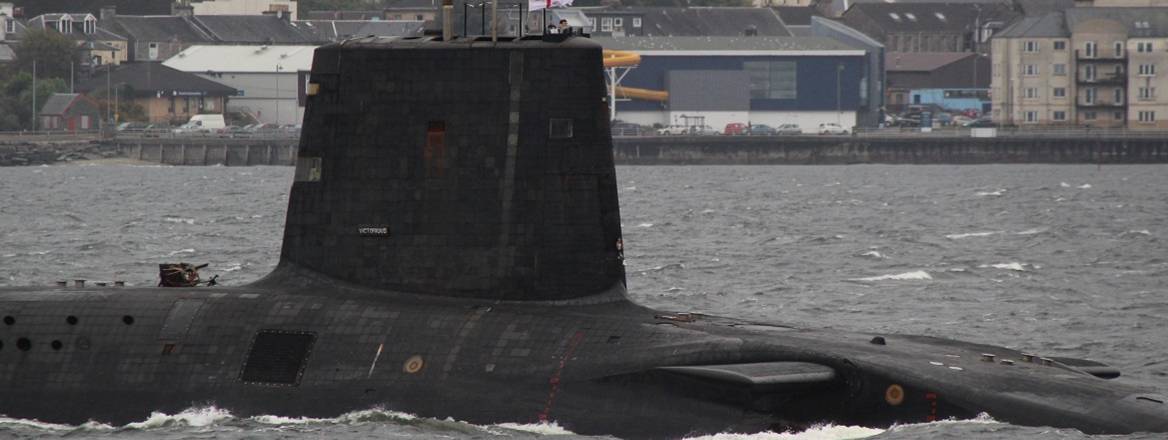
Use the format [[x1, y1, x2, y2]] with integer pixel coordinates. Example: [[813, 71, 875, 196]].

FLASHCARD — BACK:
[[0, 72, 68, 130], [8, 29, 79, 81]]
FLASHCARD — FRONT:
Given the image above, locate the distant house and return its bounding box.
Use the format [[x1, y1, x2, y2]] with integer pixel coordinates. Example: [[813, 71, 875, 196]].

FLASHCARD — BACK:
[[24, 12, 129, 66], [382, 0, 439, 22], [191, 0, 300, 21], [579, 7, 792, 37], [39, 93, 102, 130], [840, 2, 1018, 53], [163, 45, 316, 124], [297, 20, 425, 41], [885, 52, 990, 112], [820, 0, 1013, 19], [100, 5, 325, 63], [75, 62, 238, 124], [774, 6, 821, 36]]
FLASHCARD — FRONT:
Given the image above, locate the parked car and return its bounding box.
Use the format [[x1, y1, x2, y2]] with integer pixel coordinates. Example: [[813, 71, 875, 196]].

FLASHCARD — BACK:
[[745, 124, 775, 136], [222, 125, 249, 138], [247, 123, 282, 135], [964, 118, 995, 128], [612, 122, 644, 136], [689, 125, 720, 136], [775, 123, 802, 135], [723, 122, 748, 135], [656, 125, 689, 135], [818, 123, 848, 135], [116, 121, 149, 133]]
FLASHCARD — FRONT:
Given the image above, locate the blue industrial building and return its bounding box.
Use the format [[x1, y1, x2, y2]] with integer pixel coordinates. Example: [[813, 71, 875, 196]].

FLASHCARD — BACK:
[[595, 36, 873, 132]]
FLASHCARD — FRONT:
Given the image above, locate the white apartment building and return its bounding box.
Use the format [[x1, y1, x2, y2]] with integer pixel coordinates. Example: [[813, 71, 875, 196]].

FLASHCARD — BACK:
[[191, 0, 299, 20], [992, 7, 1168, 129]]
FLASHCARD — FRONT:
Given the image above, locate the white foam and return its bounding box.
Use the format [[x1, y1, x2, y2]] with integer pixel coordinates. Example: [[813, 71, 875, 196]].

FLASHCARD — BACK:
[[1077, 183, 1092, 189], [124, 407, 233, 429], [493, 421, 575, 435], [1125, 229, 1152, 236], [853, 271, 932, 281], [223, 263, 244, 272], [1015, 228, 1045, 235], [250, 414, 333, 425], [975, 189, 1005, 196], [638, 223, 654, 228], [945, 231, 999, 239], [685, 424, 884, 440], [1060, 182, 1071, 187], [979, 262, 1026, 271], [858, 251, 884, 259], [167, 248, 196, 256], [163, 217, 195, 225]]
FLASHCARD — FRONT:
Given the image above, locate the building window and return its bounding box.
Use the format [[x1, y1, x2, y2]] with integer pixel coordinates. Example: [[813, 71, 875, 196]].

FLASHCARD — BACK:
[[588, 17, 596, 31], [1085, 88, 1096, 104], [745, 61, 797, 100], [1139, 87, 1155, 100], [1053, 64, 1066, 76], [58, 17, 72, 33], [1137, 42, 1152, 53], [1139, 63, 1156, 76], [1084, 64, 1096, 81], [1054, 40, 1066, 50], [1024, 41, 1039, 52], [1025, 87, 1039, 99], [601, 17, 612, 32], [415, 14, 423, 20], [1085, 41, 1097, 58], [1053, 87, 1066, 98], [1084, 111, 1097, 120], [148, 42, 159, 60], [613, 17, 623, 28], [1138, 111, 1156, 122], [1024, 64, 1038, 76], [1025, 111, 1038, 123], [84, 17, 95, 34], [1114, 88, 1123, 104], [1115, 111, 1124, 120], [632, 17, 641, 28], [1053, 111, 1067, 121], [1114, 41, 1124, 57]]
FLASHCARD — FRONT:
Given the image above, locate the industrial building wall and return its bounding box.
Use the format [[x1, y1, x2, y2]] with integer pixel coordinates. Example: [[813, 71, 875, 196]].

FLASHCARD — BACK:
[[195, 72, 304, 124], [615, 54, 866, 113]]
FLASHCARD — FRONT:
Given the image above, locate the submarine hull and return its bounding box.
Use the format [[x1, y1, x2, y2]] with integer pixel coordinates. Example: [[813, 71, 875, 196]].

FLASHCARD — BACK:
[[1, 275, 1166, 437]]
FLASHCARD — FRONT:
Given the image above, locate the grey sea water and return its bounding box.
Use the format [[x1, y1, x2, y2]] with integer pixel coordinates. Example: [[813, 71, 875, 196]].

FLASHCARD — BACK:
[[0, 163, 1166, 439]]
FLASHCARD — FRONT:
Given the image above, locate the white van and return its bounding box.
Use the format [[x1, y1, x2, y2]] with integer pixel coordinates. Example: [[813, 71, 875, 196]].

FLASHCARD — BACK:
[[174, 114, 227, 134]]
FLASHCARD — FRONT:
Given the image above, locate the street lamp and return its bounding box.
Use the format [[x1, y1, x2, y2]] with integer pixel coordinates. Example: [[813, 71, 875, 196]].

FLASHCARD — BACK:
[[275, 64, 283, 125], [836, 63, 844, 124]]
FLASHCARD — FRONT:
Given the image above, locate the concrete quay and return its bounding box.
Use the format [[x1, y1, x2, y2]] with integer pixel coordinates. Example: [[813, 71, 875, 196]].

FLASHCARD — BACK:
[[612, 135, 1168, 165]]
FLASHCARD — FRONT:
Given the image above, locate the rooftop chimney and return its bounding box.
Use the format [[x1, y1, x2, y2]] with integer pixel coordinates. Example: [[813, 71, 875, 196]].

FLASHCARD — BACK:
[[100, 5, 116, 21]]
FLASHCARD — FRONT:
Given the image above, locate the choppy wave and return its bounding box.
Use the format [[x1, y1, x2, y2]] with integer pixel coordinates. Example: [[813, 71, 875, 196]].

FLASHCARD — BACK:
[[945, 231, 1000, 239], [852, 271, 933, 281], [979, 262, 1026, 271], [684, 424, 883, 440]]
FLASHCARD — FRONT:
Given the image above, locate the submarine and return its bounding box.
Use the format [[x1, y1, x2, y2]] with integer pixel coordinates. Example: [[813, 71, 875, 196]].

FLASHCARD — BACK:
[[2, 14, 1168, 440]]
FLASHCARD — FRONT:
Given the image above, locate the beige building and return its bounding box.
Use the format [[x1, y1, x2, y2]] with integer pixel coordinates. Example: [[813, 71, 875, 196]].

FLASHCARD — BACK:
[[191, 0, 299, 20], [992, 7, 1168, 129]]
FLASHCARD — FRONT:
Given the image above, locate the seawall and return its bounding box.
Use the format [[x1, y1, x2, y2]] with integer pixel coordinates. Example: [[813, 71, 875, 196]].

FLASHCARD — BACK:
[[7, 135, 1168, 166], [107, 138, 298, 166], [612, 136, 1168, 164]]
